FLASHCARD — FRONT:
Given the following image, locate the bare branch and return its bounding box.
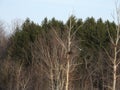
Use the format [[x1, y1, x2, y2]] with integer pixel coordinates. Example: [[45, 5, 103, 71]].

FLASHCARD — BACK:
[[106, 24, 115, 45], [51, 27, 67, 51], [103, 47, 114, 64], [71, 24, 82, 39]]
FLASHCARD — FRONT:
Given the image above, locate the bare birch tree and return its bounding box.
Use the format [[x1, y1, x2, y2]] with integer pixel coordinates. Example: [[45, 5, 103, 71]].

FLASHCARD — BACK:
[[104, 2, 120, 90], [31, 30, 66, 90], [31, 17, 80, 90]]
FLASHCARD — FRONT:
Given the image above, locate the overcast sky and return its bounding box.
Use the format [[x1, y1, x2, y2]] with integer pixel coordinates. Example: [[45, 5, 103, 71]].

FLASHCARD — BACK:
[[0, 0, 117, 25]]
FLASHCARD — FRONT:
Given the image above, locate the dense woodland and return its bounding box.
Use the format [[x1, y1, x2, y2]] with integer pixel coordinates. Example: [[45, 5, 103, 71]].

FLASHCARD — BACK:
[[0, 16, 120, 90]]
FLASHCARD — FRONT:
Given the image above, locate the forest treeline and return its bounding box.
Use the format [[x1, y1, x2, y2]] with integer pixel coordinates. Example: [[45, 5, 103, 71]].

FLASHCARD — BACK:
[[0, 16, 119, 90]]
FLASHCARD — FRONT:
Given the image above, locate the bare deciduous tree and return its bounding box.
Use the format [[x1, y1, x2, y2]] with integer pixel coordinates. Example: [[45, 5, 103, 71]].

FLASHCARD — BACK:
[[31, 17, 80, 90], [104, 2, 120, 90]]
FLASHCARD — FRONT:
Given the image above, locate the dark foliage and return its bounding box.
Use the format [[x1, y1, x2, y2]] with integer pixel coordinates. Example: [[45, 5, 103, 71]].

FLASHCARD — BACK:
[[0, 16, 118, 90]]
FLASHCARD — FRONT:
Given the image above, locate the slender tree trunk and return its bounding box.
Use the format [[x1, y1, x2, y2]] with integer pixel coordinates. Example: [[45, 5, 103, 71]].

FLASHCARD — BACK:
[[65, 19, 71, 90], [66, 58, 70, 90], [50, 68, 54, 90], [113, 46, 117, 90]]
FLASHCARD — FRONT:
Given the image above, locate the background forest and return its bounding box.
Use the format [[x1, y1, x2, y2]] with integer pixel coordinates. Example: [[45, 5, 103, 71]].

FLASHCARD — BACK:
[[0, 15, 119, 90]]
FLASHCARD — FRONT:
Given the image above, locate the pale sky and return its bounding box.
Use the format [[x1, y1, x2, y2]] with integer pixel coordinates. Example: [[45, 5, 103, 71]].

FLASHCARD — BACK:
[[0, 0, 117, 25]]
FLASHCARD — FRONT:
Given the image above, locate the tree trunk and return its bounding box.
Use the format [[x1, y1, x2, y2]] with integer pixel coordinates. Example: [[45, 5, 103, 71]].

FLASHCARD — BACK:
[[112, 47, 117, 90]]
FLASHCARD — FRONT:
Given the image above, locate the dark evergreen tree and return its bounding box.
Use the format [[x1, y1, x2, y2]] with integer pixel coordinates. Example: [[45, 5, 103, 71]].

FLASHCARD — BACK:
[[8, 18, 41, 66]]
